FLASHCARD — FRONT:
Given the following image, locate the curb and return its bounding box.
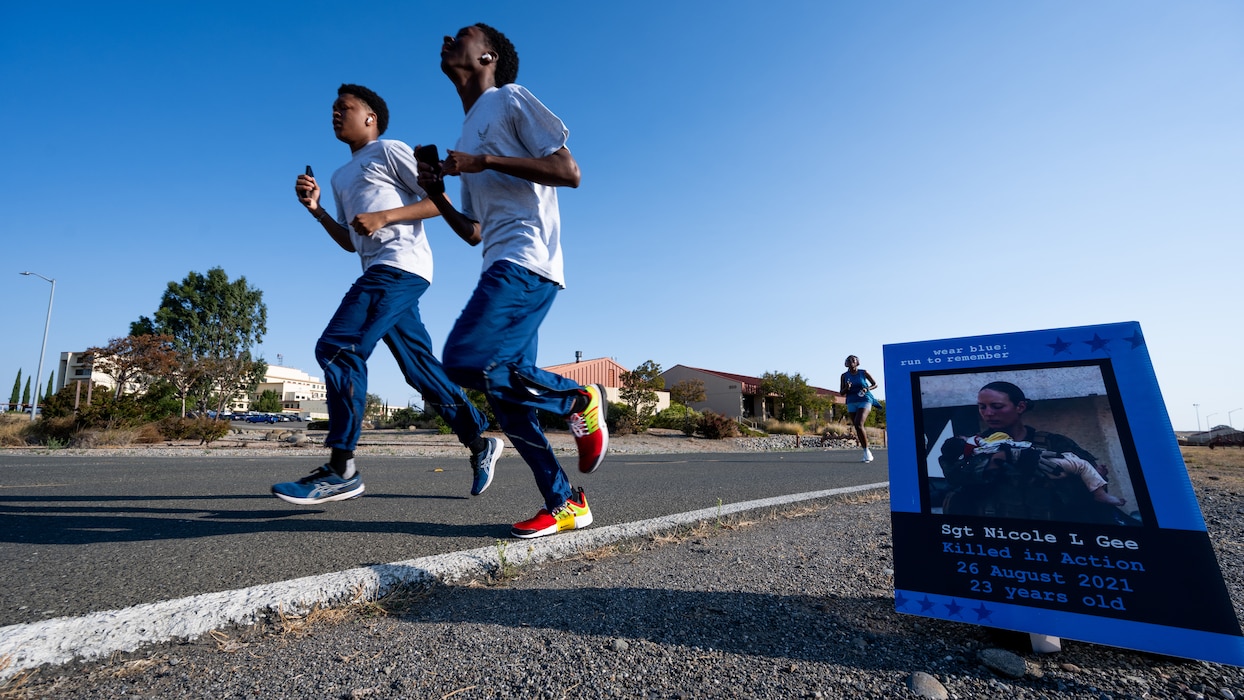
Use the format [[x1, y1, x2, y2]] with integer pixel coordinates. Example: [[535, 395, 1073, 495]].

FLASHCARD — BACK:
[[0, 482, 888, 680]]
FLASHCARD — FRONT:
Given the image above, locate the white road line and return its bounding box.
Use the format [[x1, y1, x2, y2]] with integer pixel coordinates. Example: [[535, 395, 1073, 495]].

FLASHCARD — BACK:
[[0, 482, 888, 680]]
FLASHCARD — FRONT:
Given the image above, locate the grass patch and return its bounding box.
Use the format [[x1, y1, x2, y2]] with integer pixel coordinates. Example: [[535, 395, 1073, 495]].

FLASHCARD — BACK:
[[1181, 445, 1244, 490], [0, 653, 36, 699], [820, 423, 855, 439], [0, 415, 30, 447], [493, 540, 520, 583], [763, 419, 805, 436]]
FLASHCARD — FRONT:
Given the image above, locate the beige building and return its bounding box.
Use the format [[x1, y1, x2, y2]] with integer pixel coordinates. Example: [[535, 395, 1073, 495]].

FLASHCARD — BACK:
[[53, 352, 329, 418], [543, 356, 670, 412], [56, 351, 139, 400], [659, 365, 841, 422], [256, 365, 327, 417]]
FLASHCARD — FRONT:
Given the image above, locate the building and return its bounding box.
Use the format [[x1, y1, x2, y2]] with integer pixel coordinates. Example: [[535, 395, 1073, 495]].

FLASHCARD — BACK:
[[659, 364, 842, 422], [53, 352, 329, 418], [542, 356, 670, 413], [58, 351, 123, 396], [1182, 425, 1244, 447], [255, 365, 328, 417]]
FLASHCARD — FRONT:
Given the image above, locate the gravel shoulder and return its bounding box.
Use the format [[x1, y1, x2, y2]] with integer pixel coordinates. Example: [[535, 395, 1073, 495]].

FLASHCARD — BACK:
[[4, 443, 1242, 699]]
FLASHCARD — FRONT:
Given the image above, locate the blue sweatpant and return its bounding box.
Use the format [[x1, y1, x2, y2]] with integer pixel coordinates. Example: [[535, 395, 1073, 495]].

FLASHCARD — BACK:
[[442, 261, 583, 511], [316, 264, 487, 452]]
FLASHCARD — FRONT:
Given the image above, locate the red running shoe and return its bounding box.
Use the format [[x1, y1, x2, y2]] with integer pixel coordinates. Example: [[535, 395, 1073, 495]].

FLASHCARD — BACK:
[[510, 488, 593, 539], [569, 384, 609, 473]]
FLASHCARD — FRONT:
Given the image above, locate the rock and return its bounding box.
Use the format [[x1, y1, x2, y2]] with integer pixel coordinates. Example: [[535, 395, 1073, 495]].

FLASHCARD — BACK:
[[978, 648, 1027, 678], [611, 638, 630, 652], [907, 671, 949, 699]]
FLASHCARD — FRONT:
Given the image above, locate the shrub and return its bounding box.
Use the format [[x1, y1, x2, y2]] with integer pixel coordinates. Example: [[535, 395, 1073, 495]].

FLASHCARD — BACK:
[[0, 414, 28, 446], [384, 407, 451, 433], [651, 404, 701, 431], [537, 408, 568, 432], [821, 422, 855, 440], [763, 419, 805, 436], [67, 429, 106, 448], [41, 381, 184, 428], [25, 415, 78, 447], [76, 393, 147, 430], [308, 420, 330, 430], [70, 429, 135, 448], [134, 423, 166, 444], [739, 423, 766, 437], [466, 390, 497, 431], [186, 418, 231, 445], [698, 411, 740, 440], [158, 416, 193, 440], [606, 401, 638, 436], [158, 417, 230, 445], [385, 406, 421, 429]]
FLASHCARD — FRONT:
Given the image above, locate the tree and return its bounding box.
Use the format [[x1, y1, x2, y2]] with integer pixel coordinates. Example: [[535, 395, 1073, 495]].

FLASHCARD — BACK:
[[44, 372, 55, 406], [867, 399, 886, 428], [83, 335, 178, 399], [670, 378, 707, 434], [807, 392, 835, 432], [253, 389, 283, 413], [619, 360, 664, 431], [365, 393, 384, 421], [22, 377, 31, 408], [9, 370, 20, 410], [387, 406, 422, 429], [758, 371, 815, 422], [670, 379, 706, 408], [132, 268, 269, 414], [165, 352, 210, 418], [202, 355, 267, 415]]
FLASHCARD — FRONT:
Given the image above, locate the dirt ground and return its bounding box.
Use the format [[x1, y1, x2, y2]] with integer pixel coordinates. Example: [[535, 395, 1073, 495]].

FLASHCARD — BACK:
[[1182, 443, 1244, 491]]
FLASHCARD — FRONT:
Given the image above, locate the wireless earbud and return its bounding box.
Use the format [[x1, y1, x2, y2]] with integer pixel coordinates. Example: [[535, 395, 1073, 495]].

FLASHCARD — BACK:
[[479, 53, 494, 65], [366, 117, 373, 125]]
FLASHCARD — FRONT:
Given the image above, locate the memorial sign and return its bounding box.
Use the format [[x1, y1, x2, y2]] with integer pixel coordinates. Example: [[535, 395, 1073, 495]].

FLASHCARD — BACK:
[[883, 322, 1243, 665]]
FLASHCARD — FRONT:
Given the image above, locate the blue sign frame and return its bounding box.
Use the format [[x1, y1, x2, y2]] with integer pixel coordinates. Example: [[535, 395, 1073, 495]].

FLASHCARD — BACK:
[[883, 321, 1243, 665]]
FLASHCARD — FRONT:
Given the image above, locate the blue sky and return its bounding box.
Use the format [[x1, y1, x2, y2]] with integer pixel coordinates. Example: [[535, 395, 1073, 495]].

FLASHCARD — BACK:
[[2, 1, 1241, 431]]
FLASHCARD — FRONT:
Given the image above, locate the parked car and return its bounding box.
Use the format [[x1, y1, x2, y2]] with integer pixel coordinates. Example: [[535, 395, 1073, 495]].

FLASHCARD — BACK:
[[245, 413, 279, 423]]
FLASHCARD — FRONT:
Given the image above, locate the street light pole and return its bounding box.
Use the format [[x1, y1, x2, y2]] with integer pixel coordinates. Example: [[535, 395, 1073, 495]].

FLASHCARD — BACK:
[[20, 271, 56, 423], [1194, 403, 1201, 432], [1229, 408, 1243, 429], [1207, 413, 1219, 432]]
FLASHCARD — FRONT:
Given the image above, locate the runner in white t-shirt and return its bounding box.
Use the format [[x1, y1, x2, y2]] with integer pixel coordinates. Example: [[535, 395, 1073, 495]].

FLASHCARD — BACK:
[[271, 84, 502, 506], [419, 24, 608, 539]]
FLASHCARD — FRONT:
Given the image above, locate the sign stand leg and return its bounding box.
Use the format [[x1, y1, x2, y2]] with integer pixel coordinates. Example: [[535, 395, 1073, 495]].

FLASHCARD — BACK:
[[1030, 633, 1062, 653]]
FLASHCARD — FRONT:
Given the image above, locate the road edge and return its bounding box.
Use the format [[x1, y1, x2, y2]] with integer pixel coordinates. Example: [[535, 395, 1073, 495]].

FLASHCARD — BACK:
[[0, 481, 888, 680]]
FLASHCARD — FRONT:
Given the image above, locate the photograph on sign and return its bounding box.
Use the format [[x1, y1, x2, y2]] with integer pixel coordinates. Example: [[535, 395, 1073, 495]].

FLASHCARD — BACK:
[[916, 362, 1149, 528]]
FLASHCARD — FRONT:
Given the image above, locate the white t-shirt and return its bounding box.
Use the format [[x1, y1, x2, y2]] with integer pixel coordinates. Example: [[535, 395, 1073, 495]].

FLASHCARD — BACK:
[[457, 84, 569, 287], [330, 139, 434, 281]]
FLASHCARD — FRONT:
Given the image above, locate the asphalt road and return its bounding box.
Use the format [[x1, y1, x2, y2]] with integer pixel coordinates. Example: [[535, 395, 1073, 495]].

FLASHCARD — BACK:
[[0, 450, 887, 626]]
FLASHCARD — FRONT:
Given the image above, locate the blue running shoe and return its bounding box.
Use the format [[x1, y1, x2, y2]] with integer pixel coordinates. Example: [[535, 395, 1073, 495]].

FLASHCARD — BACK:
[[272, 465, 365, 504], [469, 437, 503, 496]]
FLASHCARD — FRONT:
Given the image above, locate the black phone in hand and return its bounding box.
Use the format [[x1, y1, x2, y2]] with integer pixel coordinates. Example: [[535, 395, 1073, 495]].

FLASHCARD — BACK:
[[414, 145, 441, 173]]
